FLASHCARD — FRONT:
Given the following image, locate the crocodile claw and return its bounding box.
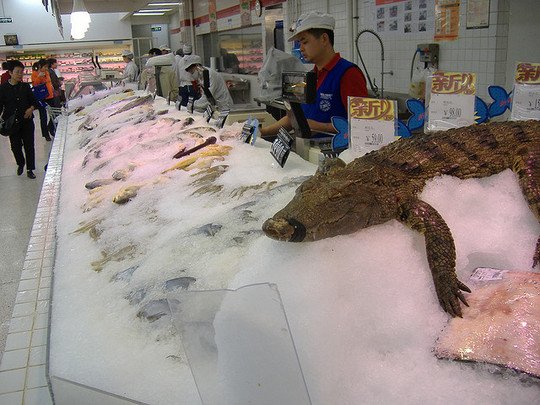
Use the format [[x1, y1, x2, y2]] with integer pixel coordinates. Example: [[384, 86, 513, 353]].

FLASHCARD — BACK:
[[435, 274, 471, 318]]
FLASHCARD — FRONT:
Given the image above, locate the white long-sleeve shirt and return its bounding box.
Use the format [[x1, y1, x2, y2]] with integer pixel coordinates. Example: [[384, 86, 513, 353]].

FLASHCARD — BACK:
[[173, 55, 195, 87], [144, 53, 175, 68], [194, 68, 234, 112], [122, 60, 139, 83]]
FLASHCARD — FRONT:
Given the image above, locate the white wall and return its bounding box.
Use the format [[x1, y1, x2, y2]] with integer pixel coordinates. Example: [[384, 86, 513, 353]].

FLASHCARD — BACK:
[[169, 10, 184, 53], [150, 24, 170, 49], [356, 0, 510, 100], [505, 0, 540, 89], [289, 0, 539, 101], [0, 0, 131, 48]]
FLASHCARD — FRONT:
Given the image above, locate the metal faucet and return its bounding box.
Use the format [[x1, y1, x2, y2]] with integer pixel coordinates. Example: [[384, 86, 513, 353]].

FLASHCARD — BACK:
[[355, 29, 394, 99]]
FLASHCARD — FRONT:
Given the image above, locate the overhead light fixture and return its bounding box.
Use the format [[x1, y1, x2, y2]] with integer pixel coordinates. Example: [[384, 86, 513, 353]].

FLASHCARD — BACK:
[[147, 2, 180, 6], [71, 0, 91, 40], [133, 12, 165, 16], [137, 9, 172, 12]]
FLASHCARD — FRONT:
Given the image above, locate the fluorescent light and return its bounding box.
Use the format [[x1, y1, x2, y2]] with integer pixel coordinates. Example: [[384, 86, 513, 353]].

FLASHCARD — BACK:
[[133, 12, 165, 16], [147, 2, 180, 6], [137, 9, 172, 12]]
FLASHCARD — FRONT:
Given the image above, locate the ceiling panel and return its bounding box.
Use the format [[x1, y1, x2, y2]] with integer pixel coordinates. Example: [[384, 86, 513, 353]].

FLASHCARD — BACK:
[[57, 0, 179, 15]]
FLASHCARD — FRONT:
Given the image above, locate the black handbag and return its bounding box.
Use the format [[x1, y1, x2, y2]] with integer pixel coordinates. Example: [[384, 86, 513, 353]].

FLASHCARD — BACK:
[[0, 113, 19, 136]]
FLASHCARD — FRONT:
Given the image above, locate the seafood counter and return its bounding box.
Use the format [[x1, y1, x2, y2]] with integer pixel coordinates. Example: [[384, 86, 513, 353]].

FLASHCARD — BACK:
[[49, 91, 540, 404]]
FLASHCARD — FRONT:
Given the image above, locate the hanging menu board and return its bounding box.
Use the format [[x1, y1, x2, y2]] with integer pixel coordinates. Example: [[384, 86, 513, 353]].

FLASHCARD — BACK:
[[434, 0, 461, 41]]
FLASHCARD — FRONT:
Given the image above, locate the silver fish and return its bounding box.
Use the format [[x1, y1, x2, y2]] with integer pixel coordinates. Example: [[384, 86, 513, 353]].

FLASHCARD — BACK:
[[85, 178, 115, 190]]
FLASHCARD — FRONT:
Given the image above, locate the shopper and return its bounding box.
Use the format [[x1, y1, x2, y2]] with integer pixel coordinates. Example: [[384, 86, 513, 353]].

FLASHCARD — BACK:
[[260, 11, 368, 138], [121, 50, 139, 84], [148, 48, 162, 57], [1, 61, 12, 84], [0, 60, 39, 178], [159, 45, 171, 55], [47, 58, 63, 107], [31, 60, 55, 141], [184, 55, 233, 112]]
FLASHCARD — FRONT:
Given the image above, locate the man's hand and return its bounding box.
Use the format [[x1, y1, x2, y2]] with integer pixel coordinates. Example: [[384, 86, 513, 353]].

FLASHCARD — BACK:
[[306, 119, 336, 134], [24, 107, 34, 119]]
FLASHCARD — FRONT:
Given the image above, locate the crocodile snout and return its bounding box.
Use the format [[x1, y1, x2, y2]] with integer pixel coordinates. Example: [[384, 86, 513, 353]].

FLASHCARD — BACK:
[[262, 218, 306, 242]]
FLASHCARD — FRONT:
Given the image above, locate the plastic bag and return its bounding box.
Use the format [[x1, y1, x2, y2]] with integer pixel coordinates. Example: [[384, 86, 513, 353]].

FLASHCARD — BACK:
[[409, 66, 435, 99], [258, 47, 306, 102], [32, 83, 49, 101]]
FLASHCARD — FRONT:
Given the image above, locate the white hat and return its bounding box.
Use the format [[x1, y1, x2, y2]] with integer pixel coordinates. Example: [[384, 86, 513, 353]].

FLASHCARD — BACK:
[[288, 11, 335, 41], [121, 49, 134, 58], [184, 55, 202, 70], [182, 44, 192, 54], [159, 44, 170, 51]]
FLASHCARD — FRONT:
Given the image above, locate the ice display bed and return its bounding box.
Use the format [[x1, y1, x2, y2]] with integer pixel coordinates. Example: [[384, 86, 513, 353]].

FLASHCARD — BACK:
[[49, 91, 540, 404]]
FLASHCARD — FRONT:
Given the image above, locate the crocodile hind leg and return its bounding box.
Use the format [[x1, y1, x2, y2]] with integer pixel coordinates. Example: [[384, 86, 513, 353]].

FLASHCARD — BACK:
[[513, 143, 540, 267], [398, 198, 471, 317]]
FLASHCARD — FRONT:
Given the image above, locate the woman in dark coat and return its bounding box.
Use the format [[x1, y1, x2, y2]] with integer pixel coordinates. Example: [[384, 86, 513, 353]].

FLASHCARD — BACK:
[[0, 60, 40, 178]]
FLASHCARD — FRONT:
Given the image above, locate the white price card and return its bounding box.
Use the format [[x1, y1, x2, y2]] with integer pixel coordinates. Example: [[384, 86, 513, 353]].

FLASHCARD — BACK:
[[470, 267, 508, 282], [511, 62, 540, 121], [348, 97, 397, 157], [426, 71, 476, 132]]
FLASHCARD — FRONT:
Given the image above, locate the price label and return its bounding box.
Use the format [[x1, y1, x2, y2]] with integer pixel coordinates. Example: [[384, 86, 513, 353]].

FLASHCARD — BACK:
[[348, 97, 397, 157], [514, 62, 540, 84], [240, 122, 255, 143], [240, 118, 259, 145], [470, 267, 508, 281], [510, 84, 540, 121], [427, 93, 475, 131], [204, 105, 214, 122], [214, 110, 230, 128], [426, 71, 476, 131], [270, 127, 293, 167]]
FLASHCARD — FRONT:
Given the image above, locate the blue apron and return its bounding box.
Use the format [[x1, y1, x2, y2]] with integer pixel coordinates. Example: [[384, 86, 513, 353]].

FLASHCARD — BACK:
[[301, 58, 356, 123]]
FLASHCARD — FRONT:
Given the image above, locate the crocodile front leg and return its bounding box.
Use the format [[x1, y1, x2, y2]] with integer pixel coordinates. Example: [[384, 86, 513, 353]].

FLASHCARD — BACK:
[[398, 198, 470, 317]]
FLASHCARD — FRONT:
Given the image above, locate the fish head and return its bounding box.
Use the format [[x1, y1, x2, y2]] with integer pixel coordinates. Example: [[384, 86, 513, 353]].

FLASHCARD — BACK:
[[263, 158, 384, 242]]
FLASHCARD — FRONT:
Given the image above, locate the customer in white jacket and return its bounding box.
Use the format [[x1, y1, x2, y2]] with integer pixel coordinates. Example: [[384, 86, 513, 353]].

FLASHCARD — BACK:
[[184, 55, 233, 112]]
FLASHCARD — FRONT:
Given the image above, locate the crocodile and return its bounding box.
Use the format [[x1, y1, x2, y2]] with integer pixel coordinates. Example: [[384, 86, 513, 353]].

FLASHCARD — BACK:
[[263, 120, 540, 317]]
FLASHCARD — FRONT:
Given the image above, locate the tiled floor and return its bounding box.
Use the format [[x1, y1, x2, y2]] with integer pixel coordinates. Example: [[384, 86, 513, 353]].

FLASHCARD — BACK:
[[0, 114, 61, 404]]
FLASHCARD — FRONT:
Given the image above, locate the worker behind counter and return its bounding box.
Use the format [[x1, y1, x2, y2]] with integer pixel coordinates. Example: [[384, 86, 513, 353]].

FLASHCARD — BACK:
[[121, 50, 139, 84], [182, 55, 233, 112], [260, 11, 367, 138]]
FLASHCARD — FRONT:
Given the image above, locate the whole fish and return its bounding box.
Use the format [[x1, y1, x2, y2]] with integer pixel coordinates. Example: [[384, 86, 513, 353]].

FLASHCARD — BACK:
[[109, 94, 153, 116], [173, 136, 217, 159], [85, 178, 115, 190], [162, 145, 232, 173], [113, 185, 143, 204]]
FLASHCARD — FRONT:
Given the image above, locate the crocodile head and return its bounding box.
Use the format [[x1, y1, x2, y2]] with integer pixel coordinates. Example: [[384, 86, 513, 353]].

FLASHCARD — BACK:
[[263, 158, 389, 242]]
